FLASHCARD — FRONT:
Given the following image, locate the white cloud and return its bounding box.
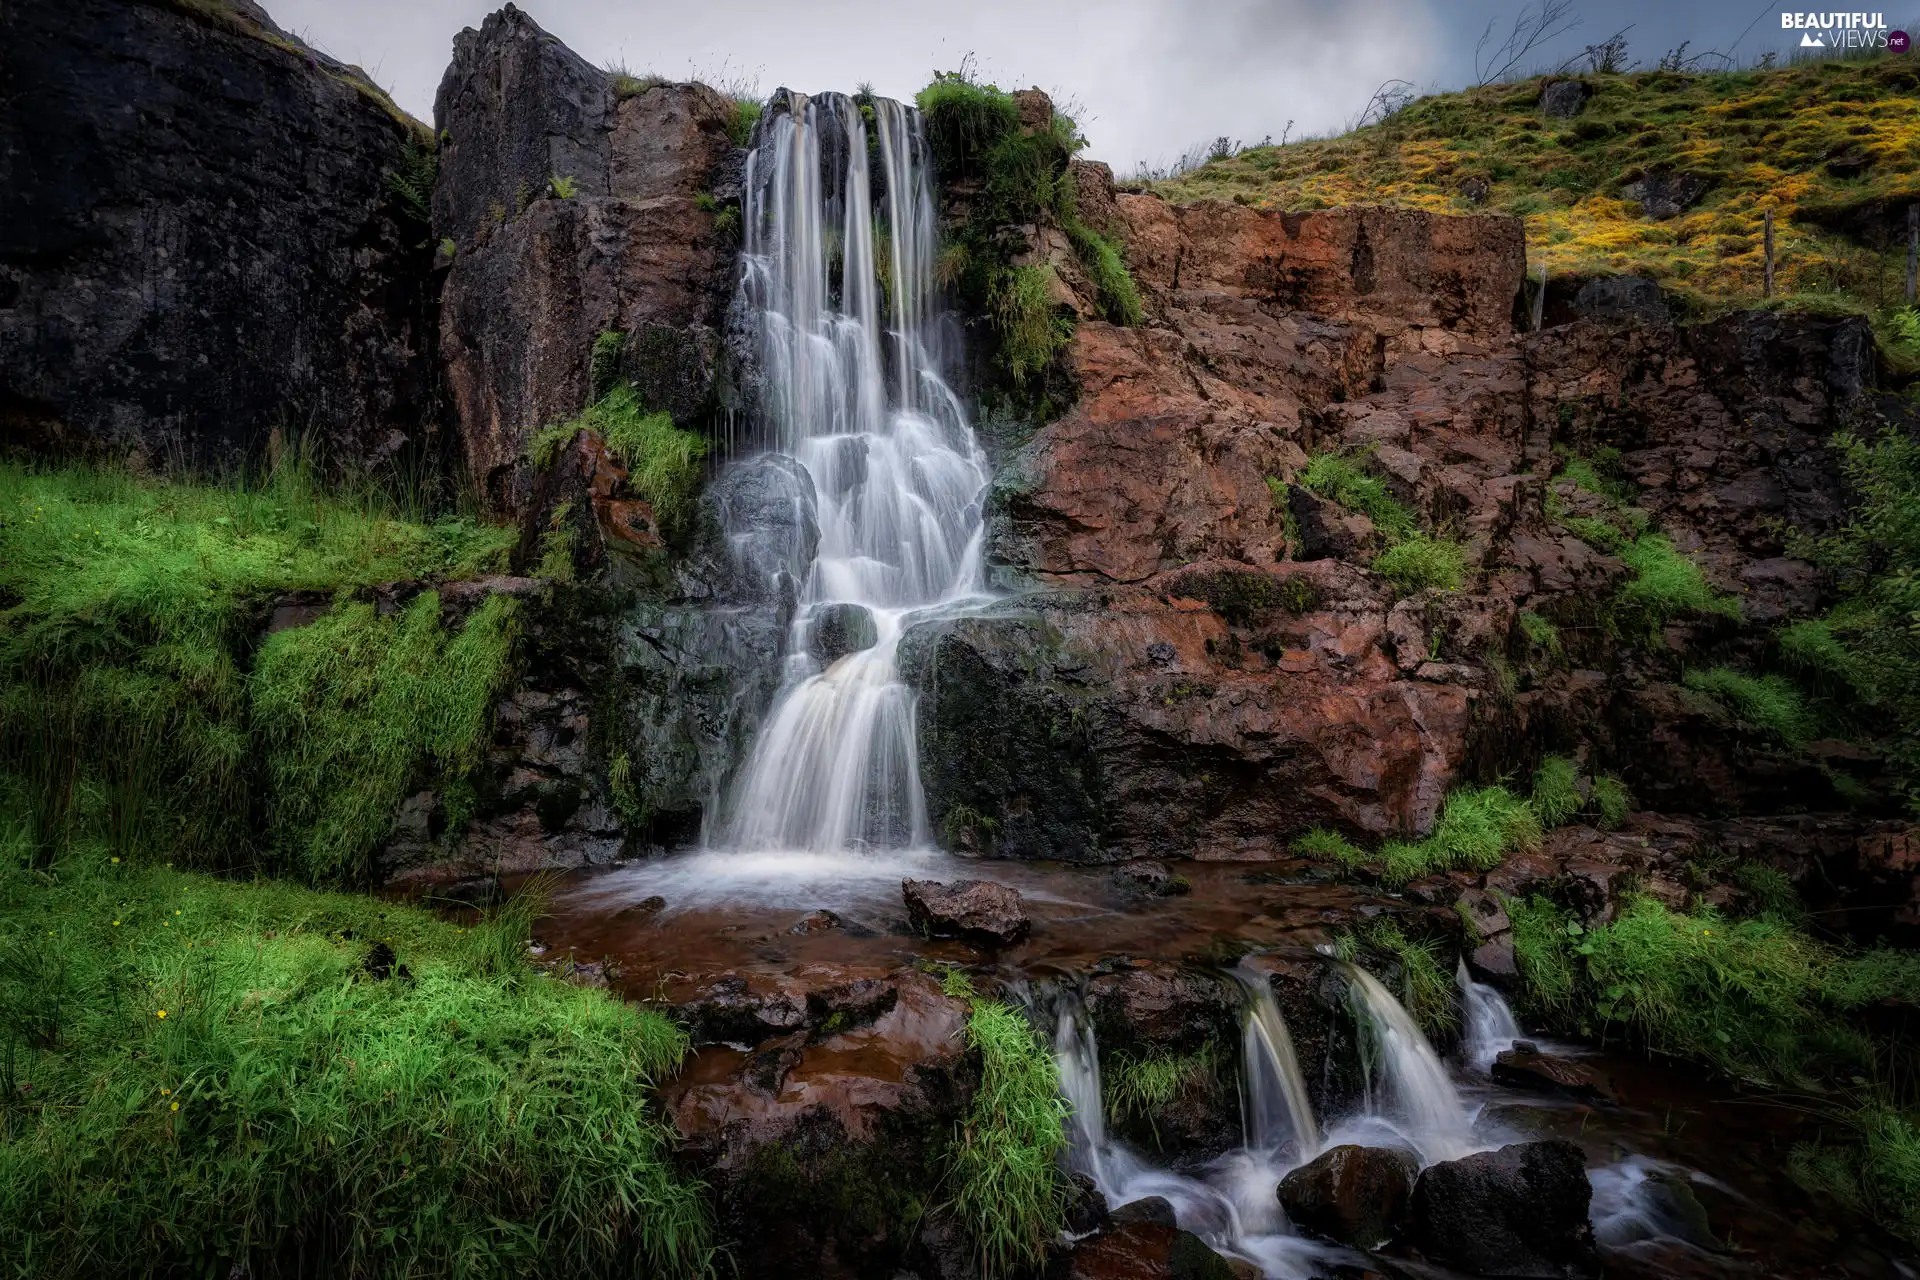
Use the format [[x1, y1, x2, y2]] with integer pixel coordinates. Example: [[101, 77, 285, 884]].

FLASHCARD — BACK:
[[268, 0, 1441, 171]]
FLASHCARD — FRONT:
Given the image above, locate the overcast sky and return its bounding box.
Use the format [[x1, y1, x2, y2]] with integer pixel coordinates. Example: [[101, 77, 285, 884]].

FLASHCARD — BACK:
[[269, 0, 1842, 171]]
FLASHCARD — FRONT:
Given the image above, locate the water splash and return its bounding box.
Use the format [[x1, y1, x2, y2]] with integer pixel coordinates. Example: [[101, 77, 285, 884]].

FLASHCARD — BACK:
[[716, 91, 988, 853], [1234, 962, 1321, 1156], [1344, 965, 1477, 1163], [1457, 957, 1523, 1072]]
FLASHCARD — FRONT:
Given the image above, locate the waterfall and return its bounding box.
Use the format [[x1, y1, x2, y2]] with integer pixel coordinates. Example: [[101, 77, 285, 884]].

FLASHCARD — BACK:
[[1234, 963, 1321, 1156], [717, 91, 989, 854], [1344, 965, 1476, 1164], [1457, 958, 1522, 1072]]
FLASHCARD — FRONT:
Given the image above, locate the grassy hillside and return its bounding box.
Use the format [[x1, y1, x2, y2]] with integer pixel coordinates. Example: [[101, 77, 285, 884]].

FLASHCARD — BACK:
[[1147, 54, 1920, 326]]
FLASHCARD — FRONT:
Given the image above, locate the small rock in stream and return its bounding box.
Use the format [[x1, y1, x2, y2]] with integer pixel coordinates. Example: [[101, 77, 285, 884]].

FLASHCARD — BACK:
[[901, 878, 1030, 946], [1492, 1043, 1617, 1102], [1407, 1139, 1599, 1278], [1277, 1143, 1419, 1249]]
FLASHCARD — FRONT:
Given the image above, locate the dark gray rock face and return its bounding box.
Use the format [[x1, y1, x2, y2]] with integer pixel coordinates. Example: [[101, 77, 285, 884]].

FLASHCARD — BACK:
[[707, 454, 821, 601], [1277, 1144, 1419, 1248], [1574, 276, 1671, 327], [1540, 79, 1590, 118], [1624, 169, 1711, 220], [808, 602, 878, 664], [901, 878, 1031, 946], [1407, 1140, 1600, 1278], [433, 5, 741, 513], [1, 0, 438, 465]]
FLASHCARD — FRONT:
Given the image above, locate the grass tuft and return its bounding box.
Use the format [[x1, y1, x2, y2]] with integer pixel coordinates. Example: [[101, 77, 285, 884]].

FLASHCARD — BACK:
[[1297, 452, 1417, 538], [1104, 1043, 1220, 1142], [1294, 826, 1368, 868], [948, 998, 1069, 1276], [1615, 534, 1742, 630], [1346, 918, 1459, 1035], [1372, 533, 1468, 595], [1530, 755, 1582, 828], [1590, 775, 1632, 829], [1378, 785, 1540, 885], [991, 266, 1074, 384], [1683, 666, 1813, 745]]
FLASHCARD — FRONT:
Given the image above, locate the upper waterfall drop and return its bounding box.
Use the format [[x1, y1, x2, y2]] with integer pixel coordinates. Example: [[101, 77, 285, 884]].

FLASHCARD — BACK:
[[716, 90, 990, 854]]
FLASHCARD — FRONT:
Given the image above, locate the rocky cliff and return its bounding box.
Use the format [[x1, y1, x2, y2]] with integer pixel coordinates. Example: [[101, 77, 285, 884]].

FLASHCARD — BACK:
[[0, 0, 440, 466]]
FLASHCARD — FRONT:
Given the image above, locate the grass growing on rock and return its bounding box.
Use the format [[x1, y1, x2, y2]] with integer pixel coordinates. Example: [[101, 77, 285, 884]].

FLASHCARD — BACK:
[[1146, 53, 1920, 318], [0, 463, 514, 875], [1378, 784, 1541, 885], [1297, 452, 1418, 539], [1683, 666, 1813, 745], [252, 592, 522, 885], [0, 856, 713, 1279], [1294, 826, 1367, 868], [1530, 755, 1583, 828], [1372, 534, 1468, 594], [1614, 533, 1742, 631], [944, 982, 1069, 1277], [537, 383, 710, 536], [1104, 1043, 1221, 1141], [1340, 918, 1458, 1035]]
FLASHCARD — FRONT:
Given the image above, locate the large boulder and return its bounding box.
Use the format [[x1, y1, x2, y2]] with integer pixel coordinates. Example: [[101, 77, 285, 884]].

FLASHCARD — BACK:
[[2, 0, 438, 466], [901, 878, 1031, 946], [1277, 1143, 1419, 1248], [1407, 1140, 1600, 1277], [1063, 1220, 1246, 1280]]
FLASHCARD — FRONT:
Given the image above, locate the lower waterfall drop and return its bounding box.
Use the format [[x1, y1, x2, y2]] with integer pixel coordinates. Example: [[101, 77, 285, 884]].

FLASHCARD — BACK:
[[1234, 962, 1321, 1156], [1343, 965, 1478, 1163], [1457, 957, 1523, 1072]]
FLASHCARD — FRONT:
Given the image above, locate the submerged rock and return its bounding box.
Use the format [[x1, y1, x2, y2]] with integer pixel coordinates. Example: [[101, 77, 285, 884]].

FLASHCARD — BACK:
[[901, 878, 1031, 946], [1277, 1143, 1419, 1249], [1407, 1139, 1599, 1278], [1063, 1219, 1245, 1280], [1492, 1044, 1617, 1102]]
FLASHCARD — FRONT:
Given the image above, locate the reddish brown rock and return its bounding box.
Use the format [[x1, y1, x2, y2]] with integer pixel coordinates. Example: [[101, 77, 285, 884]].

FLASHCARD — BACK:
[[1492, 1044, 1617, 1102], [1278, 1143, 1420, 1248], [902, 878, 1031, 946]]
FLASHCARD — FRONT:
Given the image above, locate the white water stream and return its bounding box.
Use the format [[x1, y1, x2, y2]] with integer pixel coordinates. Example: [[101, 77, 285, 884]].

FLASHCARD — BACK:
[[716, 91, 988, 855], [1458, 957, 1524, 1072]]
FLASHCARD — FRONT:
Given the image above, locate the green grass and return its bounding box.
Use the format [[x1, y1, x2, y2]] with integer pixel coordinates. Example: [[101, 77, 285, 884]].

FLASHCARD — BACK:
[[527, 422, 579, 469], [1103, 1043, 1220, 1141], [1791, 1105, 1920, 1247], [1530, 755, 1582, 828], [1519, 610, 1562, 654], [1294, 826, 1367, 868], [252, 592, 522, 885], [1146, 55, 1920, 316], [1344, 918, 1458, 1035], [728, 99, 762, 149], [1296, 452, 1417, 539], [1614, 533, 1742, 631], [535, 384, 709, 537], [0, 464, 513, 874], [1683, 666, 1814, 745], [1590, 775, 1632, 829], [991, 266, 1075, 385], [916, 73, 1021, 180], [1378, 784, 1541, 885], [947, 999, 1069, 1277], [1062, 219, 1144, 326], [0, 857, 712, 1278], [1372, 534, 1468, 595]]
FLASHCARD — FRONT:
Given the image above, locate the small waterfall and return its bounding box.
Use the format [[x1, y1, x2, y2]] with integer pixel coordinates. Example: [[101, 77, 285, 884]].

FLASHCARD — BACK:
[[716, 91, 989, 854], [1457, 958, 1522, 1072], [1234, 963, 1321, 1156], [1344, 965, 1476, 1164]]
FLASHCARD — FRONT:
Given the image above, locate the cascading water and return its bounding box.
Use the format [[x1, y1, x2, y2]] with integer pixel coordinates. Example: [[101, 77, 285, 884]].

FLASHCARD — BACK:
[[717, 91, 989, 854], [1342, 965, 1477, 1163], [1234, 963, 1321, 1157], [1457, 957, 1523, 1072]]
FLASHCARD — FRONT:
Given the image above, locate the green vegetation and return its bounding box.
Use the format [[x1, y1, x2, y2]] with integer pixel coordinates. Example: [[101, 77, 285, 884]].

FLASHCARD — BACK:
[[0, 463, 513, 876], [1591, 775, 1632, 829], [1791, 1105, 1920, 1246], [548, 174, 579, 200], [1529, 755, 1582, 828], [915, 66, 1144, 403], [531, 384, 709, 536], [729, 98, 762, 149], [1293, 826, 1367, 868], [945, 991, 1069, 1277], [1148, 54, 1920, 321], [1342, 918, 1458, 1035], [1377, 784, 1540, 885], [1789, 427, 1920, 806], [0, 857, 711, 1278], [1615, 533, 1742, 630], [253, 592, 521, 885], [1519, 610, 1562, 654], [590, 329, 626, 398], [1372, 534, 1468, 594], [1296, 452, 1417, 538], [1104, 1043, 1221, 1141], [1683, 666, 1813, 745]]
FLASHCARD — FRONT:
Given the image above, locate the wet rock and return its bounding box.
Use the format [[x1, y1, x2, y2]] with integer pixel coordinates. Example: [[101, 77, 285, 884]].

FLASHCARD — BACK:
[[1540, 79, 1589, 118], [1623, 170, 1710, 220], [664, 970, 975, 1277], [615, 895, 667, 921], [1492, 1044, 1616, 1102], [1064, 1220, 1243, 1280], [1115, 861, 1191, 896], [809, 602, 878, 664], [1277, 1143, 1420, 1249], [1288, 485, 1376, 562], [901, 878, 1031, 946], [1407, 1140, 1599, 1278], [1067, 1172, 1112, 1235], [1111, 1196, 1179, 1228], [702, 452, 822, 599], [1573, 276, 1670, 327], [789, 909, 842, 935], [1087, 964, 1239, 1055], [677, 973, 809, 1045]]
